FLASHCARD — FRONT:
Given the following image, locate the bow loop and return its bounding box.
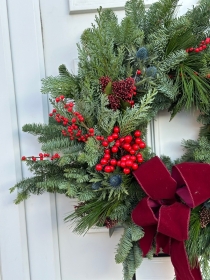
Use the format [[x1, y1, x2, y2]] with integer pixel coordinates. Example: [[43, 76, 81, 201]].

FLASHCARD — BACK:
[[133, 156, 177, 200], [132, 156, 210, 280], [172, 163, 210, 208]]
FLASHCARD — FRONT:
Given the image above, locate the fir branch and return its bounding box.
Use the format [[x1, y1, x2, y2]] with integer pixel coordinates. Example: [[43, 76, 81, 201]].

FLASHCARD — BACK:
[[122, 242, 143, 280], [159, 50, 188, 72], [22, 123, 62, 143], [41, 137, 72, 152], [144, 0, 179, 40], [125, 0, 145, 29], [157, 74, 179, 100]]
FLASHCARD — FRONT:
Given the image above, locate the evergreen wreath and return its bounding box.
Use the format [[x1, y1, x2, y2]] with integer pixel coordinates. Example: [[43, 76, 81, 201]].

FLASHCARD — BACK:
[[10, 0, 210, 279]]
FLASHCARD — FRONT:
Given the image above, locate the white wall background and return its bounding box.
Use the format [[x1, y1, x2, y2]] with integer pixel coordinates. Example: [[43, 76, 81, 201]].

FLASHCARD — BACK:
[[0, 0, 199, 279]]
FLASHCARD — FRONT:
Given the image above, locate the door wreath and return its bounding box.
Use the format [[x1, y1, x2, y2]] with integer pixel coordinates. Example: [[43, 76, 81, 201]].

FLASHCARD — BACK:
[[11, 0, 210, 279]]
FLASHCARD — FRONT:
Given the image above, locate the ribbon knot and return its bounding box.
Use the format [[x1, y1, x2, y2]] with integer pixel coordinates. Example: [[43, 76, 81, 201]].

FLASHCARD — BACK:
[[132, 156, 210, 280]]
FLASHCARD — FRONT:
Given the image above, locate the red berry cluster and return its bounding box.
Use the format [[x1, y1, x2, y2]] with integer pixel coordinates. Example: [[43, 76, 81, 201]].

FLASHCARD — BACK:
[[186, 37, 210, 53], [51, 153, 60, 160], [99, 76, 111, 92], [55, 95, 65, 103], [21, 153, 50, 161], [49, 99, 93, 142], [95, 127, 146, 175], [104, 217, 118, 228], [99, 77, 137, 110]]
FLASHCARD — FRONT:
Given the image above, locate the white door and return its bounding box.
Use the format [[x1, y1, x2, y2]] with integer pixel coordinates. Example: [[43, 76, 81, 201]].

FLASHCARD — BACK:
[[0, 0, 199, 279]]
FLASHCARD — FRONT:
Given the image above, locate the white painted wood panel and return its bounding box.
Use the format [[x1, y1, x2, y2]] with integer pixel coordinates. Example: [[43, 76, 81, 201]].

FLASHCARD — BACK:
[[154, 110, 200, 159], [0, 1, 30, 279], [7, 0, 58, 274]]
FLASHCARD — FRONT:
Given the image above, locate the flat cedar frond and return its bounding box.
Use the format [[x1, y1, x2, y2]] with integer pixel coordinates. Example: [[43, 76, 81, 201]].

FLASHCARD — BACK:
[[41, 75, 78, 99]]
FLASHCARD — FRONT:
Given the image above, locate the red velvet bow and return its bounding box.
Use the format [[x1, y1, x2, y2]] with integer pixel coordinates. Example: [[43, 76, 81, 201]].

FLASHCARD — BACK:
[[132, 156, 210, 280]]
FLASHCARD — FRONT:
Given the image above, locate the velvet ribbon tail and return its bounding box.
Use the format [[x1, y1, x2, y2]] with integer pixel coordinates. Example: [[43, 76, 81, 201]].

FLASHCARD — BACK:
[[170, 240, 202, 280]]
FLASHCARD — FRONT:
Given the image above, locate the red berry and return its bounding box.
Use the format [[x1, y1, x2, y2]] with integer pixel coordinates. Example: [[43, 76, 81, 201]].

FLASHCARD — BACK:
[[55, 97, 60, 102], [139, 142, 146, 149], [71, 118, 77, 123], [119, 137, 125, 143], [52, 109, 56, 113], [96, 164, 103, 171], [134, 130, 141, 137], [124, 135, 132, 143], [117, 161, 121, 166], [111, 146, 118, 153], [32, 156, 36, 161], [132, 163, 139, 170], [136, 70, 141, 75], [132, 144, 139, 151], [104, 166, 112, 173], [49, 113, 53, 117], [102, 141, 109, 147], [135, 138, 142, 144], [107, 136, 114, 142], [121, 156, 127, 161], [96, 136, 101, 140], [205, 38, 210, 44], [100, 158, 108, 165], [60, 95, 65, 100], [123, 168, 131, 174], [121, 161, 126, 168], [202, 45, 207, 50], [113, 126, 120, 133], [133, 86, 137, 91], [136, 153, 142, 157], [125, 155, 130, 159], [21, 156, 27, 161], [109, 166, 115, 172], [104, 154, 110, 160], [115, 140, 120, 147], [130, 155, 136, 161], [137, 157, 144, 163], [129, 149, 136, 155], [112, 133, 118, 139], [195, 48, 200, 53], [110, 159, 117, 166], [89, 128, 94, 134], [125, 160, 133, 167], [104, 149, 110, 154], [123, 143, 131, 150]]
